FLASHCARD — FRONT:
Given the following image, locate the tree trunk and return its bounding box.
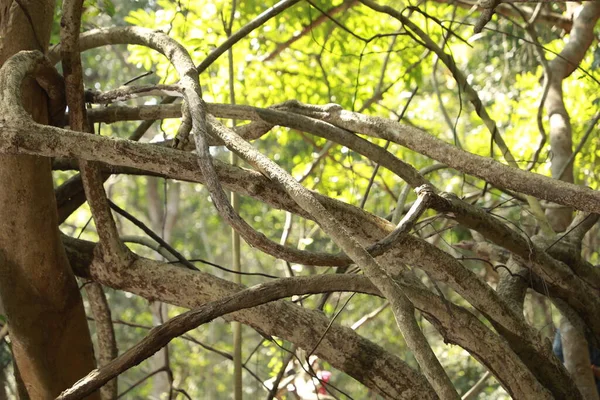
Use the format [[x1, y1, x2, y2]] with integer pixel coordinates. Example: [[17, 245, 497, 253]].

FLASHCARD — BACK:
[[545, 3, 600, 398], [0, 1, 98, 398], [561, 317, 599, 400]]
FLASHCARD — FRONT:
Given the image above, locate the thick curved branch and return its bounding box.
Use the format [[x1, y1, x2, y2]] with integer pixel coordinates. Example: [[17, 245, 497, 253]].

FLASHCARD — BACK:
[[0, 107, 571, 341], [207, 98, 458, 397], [64, 236, 553, 399], [63, 236, 437, 400], [49, 0, 299, 160], [71, 27, 359, 272], [275, 101, 600, 215], [0, 50, 348, 268], [49, 135, 600, 365], [87, 100, 600, 215], [0, 55, 590, 394], [2, 87, 593, 351], [59, 274, 400, 399], [431, 193, 600, 296], [86, 102, 429, 186], [54, 119, 271, 223]]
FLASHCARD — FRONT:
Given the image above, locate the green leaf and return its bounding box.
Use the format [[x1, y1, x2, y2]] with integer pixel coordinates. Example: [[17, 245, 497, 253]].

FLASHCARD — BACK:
[[102, 0, 116, 17]]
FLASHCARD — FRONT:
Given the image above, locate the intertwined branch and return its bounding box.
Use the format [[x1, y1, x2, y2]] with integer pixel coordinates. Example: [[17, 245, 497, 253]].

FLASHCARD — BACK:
[[0, 2, 597, 398]]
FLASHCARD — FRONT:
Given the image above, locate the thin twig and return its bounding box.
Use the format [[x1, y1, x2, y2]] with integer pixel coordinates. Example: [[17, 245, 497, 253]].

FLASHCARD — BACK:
[[109, 200, 197, 270], [556, 112, 600, 181], [360, 87, 418, 209]]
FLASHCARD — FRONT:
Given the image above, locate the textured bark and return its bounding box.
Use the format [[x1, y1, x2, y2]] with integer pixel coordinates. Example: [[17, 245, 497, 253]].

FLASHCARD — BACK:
[[85, 282, 118, 400], [0, 365, 8, 400], [63, 236, 558, 399], [0, 5, 596, 397], [544, 3, 600, 398], [65, 237, 438, 399], [0, 1, 98, 398], [545, 2, 600, 231], [561, 317, 599, 400]]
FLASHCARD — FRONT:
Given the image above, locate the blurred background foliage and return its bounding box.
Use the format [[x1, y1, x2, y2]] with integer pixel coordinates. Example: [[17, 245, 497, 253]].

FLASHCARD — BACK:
[[42, 0, 600, 398]]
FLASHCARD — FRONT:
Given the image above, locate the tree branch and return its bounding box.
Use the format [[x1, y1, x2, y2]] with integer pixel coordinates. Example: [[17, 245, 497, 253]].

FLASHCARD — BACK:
[[61, 0, 131, 264], [60, 255, 434, 399], [63, 235, 556, 399], [84, 282, 118, 400]]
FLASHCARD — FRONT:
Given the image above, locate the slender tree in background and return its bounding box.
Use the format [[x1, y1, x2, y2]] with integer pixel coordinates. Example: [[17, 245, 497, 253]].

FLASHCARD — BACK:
[[0, 0, 599, 399]]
